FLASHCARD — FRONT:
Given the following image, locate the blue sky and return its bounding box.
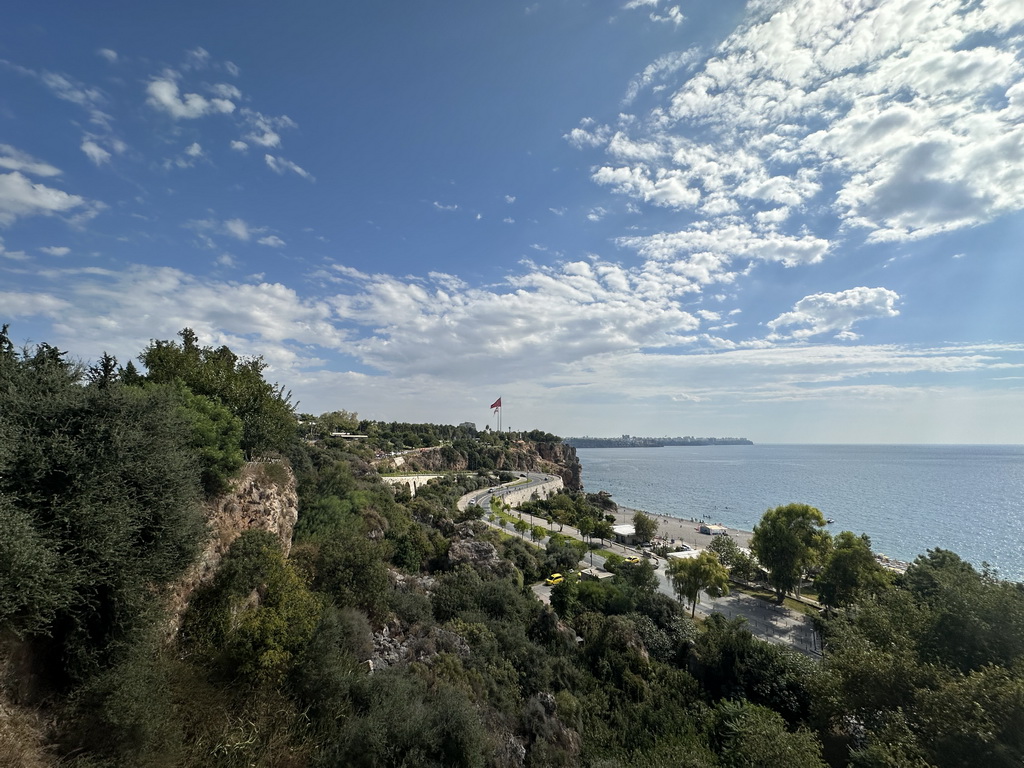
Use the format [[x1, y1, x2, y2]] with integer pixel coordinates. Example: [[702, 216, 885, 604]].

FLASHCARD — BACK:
[[3, 0, 1023, 443]]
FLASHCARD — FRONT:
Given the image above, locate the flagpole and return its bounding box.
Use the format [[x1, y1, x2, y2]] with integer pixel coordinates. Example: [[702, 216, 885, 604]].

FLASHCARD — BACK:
[[490, 396, 502, 433]]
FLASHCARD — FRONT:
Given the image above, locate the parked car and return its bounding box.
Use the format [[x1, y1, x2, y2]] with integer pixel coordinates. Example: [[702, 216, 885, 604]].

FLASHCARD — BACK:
[[545, 573, 564, 586]]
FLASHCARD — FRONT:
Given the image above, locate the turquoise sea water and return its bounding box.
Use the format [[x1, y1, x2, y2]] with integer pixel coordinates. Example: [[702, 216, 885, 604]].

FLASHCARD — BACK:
[[575, 444, 1024, 582]]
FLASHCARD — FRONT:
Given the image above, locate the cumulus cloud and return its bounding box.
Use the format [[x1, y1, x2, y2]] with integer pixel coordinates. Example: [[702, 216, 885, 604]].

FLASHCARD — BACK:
[[580, 0, 1024, 247], [767, 287, 901, 340], [146, 75, 235, 119], [258, 235, 285, 247], [241, 109, 297, 148], [40, 246, 70, 256], [0, 171, 91, 226], [97, 48, 118, 63]]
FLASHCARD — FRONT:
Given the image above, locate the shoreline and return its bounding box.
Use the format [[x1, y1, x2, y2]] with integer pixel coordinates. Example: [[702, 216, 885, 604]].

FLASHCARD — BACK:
[[611, 505, 753, 551]]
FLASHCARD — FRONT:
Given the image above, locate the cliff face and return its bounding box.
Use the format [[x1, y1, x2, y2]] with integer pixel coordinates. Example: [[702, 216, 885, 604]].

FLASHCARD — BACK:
[[393, 439, 582, 491], [166, 461, 298, 636], [535, 441, 582, 491]]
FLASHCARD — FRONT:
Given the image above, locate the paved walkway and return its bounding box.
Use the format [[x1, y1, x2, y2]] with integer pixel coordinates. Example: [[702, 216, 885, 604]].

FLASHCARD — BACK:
[[458, 486, 821, 657]]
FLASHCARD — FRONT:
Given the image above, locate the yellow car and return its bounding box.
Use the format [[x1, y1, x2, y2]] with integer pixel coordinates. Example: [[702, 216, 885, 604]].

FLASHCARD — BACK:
[[624, 556, 641, 564], [545, 573, 564, 586]]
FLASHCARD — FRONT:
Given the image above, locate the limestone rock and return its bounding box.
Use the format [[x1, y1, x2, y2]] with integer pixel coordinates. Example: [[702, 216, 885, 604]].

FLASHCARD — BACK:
[[165, 461, 298, 638]]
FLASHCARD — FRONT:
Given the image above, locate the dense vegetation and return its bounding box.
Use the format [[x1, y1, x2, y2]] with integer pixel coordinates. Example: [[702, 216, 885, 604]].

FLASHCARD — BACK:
[[2, 326, 1022, 767]]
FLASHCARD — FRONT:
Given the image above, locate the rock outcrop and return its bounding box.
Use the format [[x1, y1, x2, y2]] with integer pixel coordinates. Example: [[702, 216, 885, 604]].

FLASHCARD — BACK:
[[388, 439, 583, 491], [166, 460, 299, 637]]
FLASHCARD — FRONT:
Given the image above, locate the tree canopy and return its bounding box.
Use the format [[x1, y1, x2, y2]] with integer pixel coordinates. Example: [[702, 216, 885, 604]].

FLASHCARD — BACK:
[[815, 531, 890, 610], [668, 550, 731, 617], [632, 510, 658, 543], [751, 503, 830, 599], [139, 327, 295, 459]]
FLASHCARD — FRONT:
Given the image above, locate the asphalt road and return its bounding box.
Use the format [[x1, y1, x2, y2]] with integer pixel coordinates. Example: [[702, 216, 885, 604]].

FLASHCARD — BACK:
[[460, 483, 821, 657]]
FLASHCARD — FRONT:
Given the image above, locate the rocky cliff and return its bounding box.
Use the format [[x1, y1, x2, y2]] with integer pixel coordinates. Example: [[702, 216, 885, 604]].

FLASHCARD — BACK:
[[390, 439, 582, 490], [166, 460, 299, 637]]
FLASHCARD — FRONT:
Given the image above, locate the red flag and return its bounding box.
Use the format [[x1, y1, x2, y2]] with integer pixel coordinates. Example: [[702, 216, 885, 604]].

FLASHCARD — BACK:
[[490, 397, 501, 410]]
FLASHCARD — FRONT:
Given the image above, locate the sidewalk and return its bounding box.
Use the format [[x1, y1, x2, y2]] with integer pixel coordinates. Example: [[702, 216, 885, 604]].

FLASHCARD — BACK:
[[457, 485, 821, 657]]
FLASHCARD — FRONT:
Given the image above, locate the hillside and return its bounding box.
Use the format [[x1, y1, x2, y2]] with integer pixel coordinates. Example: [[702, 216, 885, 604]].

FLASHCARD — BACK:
[[3, 328, 1022, 768]]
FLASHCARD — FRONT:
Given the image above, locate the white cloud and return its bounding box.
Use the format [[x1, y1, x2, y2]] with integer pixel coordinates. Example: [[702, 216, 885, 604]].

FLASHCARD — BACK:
[[258, 235, 285, 247], [146, 75, 235, 119], [433, 201, 459, 211], [624, 49, 697, 104], [580, 0, 1024, 249], [648, 6, 684, 26], [505, 195, 516, 203], [224, 218, 251, 241], [80, 139, 111, 165], [0, 291, 71, 315], [40, 246, 70, 256], [97, 48, 118, 63], [565, 119, 612, 149], [241, 109, 297, 148], [593, 165, 700, 208], [0, 144, 61, 177], [620, 222, 830, 278], [767, 287, 901, 340], [184, 47, 211, 70], [0, 237, 27, 261], [264, 154, 314, 181], [210, 83, 242, 100], [230, 140, 248, 152], [185, 142, 203, 157], [0, 171, 90, 226]]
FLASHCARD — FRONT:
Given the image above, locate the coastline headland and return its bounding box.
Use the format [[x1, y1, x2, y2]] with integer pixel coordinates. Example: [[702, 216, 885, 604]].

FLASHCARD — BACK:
[[566, 435, 753, 448]]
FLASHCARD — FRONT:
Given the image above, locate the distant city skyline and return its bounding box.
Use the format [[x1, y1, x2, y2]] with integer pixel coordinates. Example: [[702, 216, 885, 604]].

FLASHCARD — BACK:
[[2, 1, 1022, 443]]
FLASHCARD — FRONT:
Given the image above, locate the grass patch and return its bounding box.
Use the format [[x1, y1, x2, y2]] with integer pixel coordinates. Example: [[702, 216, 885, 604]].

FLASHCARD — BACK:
[[729, 584, 820, 617]]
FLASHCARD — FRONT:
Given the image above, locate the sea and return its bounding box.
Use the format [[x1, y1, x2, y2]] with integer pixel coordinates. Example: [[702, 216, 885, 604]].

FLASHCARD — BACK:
[[575, 444, 1024, 583]]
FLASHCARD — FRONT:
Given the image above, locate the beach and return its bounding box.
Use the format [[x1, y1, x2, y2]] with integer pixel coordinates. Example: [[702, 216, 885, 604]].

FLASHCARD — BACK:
[[613, 506, 753, 551]]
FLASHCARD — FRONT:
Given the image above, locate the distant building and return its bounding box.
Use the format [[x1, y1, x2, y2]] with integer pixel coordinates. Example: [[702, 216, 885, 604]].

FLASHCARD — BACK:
[[459, 421, 477, 431], [667, 549, 702, 561], [612, 524, 637, 545], [699, 523, 728, 536]]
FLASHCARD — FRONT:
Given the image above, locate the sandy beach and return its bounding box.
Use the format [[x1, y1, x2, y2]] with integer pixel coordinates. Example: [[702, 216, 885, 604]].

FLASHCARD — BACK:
[[612, 505, 753, 551]]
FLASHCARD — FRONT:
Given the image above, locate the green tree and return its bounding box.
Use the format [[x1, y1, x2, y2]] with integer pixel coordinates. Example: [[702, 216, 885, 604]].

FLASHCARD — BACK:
[[175, 384, 245, 495], [816, 531, 889, 611], [139, 328, 295, 459], [632, 510, 658, 544], [751, 503, 830, 600], [668, 551, 730, 617], [713, 700, 825, 768], [706, 535, 741, 569], [0, 343, 205, 684], [593, 518, 614, 546], [184, 530, 322, 685]]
